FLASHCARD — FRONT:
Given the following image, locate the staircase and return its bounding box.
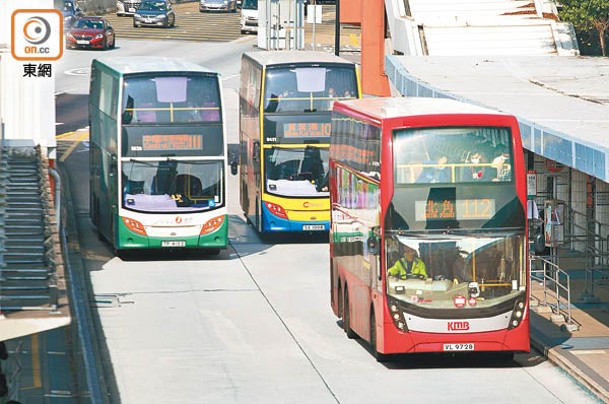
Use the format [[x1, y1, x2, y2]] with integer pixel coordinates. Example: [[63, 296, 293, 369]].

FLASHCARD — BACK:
[[0, 145, 59, 313], [385, 0, 579, 56]]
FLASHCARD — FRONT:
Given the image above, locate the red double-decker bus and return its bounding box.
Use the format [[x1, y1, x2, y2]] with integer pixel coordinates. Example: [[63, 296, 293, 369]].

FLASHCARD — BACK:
[[329, 97, 529, 360]]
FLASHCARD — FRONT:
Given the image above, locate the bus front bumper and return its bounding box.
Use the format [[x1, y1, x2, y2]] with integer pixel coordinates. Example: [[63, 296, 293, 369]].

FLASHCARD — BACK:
[[117, 218, 229, 250], [262, 206, 329, 233]]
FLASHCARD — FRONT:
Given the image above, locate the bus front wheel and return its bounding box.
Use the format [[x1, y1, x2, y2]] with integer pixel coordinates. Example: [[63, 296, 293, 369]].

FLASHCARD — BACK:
[[343, 289, 357, 339], [370, 309, 389, 362]]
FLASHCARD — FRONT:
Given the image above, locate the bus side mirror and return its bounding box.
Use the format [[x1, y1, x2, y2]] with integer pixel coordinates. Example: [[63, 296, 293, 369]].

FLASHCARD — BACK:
[[109, 154, 118, 178], [230, 160, 238, 175], [252, 141, 260, 162], [367, 237, 379, 255]]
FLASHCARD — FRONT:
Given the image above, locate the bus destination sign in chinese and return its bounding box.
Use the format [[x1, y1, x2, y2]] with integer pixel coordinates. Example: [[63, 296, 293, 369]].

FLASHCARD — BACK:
[[415, 198, 496, 221], [142, 134, 203, 151], [283, 122, 331, 138]]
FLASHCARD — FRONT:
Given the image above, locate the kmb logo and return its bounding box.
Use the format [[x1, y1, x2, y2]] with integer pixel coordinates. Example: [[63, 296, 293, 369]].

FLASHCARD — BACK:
[[447, 321, 470, 331], [11, 9, 63, 61]]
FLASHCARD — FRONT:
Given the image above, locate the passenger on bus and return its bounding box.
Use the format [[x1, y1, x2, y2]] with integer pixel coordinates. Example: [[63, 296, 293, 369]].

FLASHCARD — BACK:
[[491, 146, 511, 182], [388, 245, 427, 280], [461, 150, 490, 181], [418, 155, 451, 183]]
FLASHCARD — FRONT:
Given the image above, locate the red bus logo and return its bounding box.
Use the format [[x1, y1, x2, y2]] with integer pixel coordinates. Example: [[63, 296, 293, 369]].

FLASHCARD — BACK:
[[447, 321, 470, 331]]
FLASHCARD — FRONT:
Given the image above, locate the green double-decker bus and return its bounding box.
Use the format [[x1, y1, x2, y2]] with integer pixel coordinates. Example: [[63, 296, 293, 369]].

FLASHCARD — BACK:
[[89, 57, 229, 255]]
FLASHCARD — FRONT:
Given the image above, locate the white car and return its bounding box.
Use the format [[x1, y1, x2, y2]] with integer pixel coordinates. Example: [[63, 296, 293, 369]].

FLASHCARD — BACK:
[[117, 0, 142, 16], [239, 0, 257, 34]]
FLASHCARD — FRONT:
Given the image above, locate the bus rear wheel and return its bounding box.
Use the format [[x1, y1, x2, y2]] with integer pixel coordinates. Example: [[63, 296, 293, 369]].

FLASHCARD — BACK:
[[343, 289, 357, 339]]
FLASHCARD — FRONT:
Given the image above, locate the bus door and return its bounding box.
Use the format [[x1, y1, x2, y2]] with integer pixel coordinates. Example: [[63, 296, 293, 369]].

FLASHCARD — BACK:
[[253, 140, 261, 230]]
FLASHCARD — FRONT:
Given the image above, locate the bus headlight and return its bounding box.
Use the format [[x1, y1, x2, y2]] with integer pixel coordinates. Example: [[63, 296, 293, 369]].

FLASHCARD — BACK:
[[265, 201, 288, 219], [122, 217, 147, 236], [387, 297, 409, 332], [200, 215, 225, 235], [507, 295, 527, 329]]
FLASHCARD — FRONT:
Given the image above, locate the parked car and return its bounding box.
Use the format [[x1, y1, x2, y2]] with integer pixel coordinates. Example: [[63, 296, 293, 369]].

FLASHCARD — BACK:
[[133, 0, 176, 28], [116, 0, 142, 16], [66, 17, 116, 50], [239, 0, 257, 34], [200, 0, 238, 13], [58, 0, 84, 28]]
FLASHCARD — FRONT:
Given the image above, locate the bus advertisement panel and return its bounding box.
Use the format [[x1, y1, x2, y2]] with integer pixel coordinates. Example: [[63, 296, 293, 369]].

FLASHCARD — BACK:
[[89, 57, 229, 255], [239, 51, 361, 235], [329, 97, 529, 360]]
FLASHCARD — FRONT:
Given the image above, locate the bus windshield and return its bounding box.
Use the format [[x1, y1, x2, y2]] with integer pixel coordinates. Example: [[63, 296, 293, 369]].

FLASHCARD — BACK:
[[263, 66, 357, 113], [264, 146, 329, 197], [122, 74, 221, 125], [394, 127, 513, 184], [122, 160, 223, 213], [385, 232, 526, 310]]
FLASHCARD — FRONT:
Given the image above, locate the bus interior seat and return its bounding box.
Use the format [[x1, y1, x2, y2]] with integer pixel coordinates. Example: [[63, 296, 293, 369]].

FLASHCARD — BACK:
[[276, 160, 300, 179], [125, 180, 145, 194], [176, 174, 203, 199], [151, 173, 176, 195]]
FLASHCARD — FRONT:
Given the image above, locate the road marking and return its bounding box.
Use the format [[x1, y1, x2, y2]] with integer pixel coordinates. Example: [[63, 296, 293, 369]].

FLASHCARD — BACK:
[[573, 350, 607, 355], [59, 131, 89, 163], [56, 131, 76, 140]]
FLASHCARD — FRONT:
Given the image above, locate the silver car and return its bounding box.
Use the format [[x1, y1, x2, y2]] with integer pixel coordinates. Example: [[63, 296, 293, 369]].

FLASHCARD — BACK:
[[133, 0, 176, 28], [200, 0, 237, 13]]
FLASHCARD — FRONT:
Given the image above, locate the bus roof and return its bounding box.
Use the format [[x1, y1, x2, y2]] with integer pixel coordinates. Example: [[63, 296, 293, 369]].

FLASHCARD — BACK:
[[334, 97, 511, 121], [243, 50, 356, 67], [92, 57, 217, 75]]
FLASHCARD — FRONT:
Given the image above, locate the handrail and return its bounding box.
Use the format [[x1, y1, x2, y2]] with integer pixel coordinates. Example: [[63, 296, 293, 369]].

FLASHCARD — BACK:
[[530, 253, 574, 326]]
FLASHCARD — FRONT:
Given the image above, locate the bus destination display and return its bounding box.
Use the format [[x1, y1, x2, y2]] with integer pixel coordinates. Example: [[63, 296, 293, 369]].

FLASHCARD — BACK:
[[415, 198, 496, 221], [141, 134, 203, 151], [283, 123, 331, 138]]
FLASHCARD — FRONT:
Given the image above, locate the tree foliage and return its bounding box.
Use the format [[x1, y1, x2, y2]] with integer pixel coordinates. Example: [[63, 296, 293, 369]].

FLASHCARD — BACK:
[[559, 0, 609, 56]]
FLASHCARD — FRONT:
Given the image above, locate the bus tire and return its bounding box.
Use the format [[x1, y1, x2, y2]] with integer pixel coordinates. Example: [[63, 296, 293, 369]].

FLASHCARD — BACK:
[[337, 282, 343, 319], [370, 309, 389, 362], [343, 289, 357, 339]]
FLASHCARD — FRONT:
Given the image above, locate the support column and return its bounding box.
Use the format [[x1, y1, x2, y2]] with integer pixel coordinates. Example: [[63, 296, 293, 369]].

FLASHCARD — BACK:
[[360, 0, 390, 96]]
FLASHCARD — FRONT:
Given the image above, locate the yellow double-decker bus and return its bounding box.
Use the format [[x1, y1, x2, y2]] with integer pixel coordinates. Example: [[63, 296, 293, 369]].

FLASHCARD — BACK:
[[238, 51, 361, 235]]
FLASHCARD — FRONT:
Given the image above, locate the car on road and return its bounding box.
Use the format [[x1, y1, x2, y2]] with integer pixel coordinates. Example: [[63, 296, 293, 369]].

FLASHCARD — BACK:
[[58, 0, 84, 28], [66, 16, 116, 50], [200, 0, 238, 13], [239, 0, 257, 34], [133, 0, 176, 28], [116, 0, 142, 16]]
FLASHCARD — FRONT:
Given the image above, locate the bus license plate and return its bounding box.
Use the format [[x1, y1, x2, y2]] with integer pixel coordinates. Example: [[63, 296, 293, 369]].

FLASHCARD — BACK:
[[162, 240, 186, 247], [303, 224, 325, 231], [443, 343, 474, 351]]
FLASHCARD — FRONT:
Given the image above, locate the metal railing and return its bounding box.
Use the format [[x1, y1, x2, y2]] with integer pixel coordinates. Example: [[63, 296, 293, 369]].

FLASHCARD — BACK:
[[530, 253, 574, 326]]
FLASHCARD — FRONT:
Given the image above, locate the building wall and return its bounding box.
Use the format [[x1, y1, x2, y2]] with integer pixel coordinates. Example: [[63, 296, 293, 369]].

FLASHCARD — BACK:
[[0, 0, 57, 159]]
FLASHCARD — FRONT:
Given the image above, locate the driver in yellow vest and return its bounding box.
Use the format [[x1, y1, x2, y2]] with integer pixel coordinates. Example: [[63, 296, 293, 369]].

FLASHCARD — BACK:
[[388, 245, 427, 280]]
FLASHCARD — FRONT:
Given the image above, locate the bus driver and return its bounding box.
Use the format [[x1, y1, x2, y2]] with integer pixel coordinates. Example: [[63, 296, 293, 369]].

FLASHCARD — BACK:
[[388, 245, 428, 280]]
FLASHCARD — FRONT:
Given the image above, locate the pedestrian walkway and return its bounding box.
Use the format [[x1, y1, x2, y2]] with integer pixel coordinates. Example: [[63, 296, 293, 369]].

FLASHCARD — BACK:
[[530, 250, 609, 403]]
